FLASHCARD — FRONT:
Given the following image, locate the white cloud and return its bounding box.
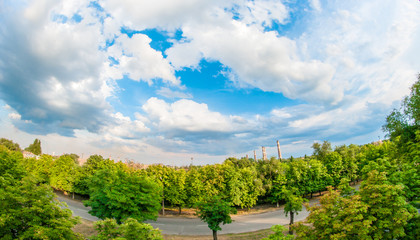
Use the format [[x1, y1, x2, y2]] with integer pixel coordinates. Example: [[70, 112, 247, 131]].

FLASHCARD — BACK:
[[103, 112, 150, 139], [166, 8, 339, 104], [234, 0, 289, 28], [142, 97, 236, 133], [107, 34, 179, 85], [101, 0, 225, 29], [156, 87, 193, 99], [8, 112, 21, 120]]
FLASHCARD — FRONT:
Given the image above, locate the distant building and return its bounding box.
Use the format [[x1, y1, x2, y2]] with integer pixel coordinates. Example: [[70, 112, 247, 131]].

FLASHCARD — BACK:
[[22, 151, 39, 159]]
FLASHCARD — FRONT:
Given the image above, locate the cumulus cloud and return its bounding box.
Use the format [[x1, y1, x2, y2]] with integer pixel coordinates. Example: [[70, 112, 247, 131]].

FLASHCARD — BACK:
[[107, 34, 179, 85], [166, 4, 339, 104], [0, 0, 112, 135], [1, 0, 419, 161], [142, 97, 241, 134]]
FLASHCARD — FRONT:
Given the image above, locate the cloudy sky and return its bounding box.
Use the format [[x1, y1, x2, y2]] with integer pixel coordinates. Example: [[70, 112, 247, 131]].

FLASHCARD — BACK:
[[0, 0, 419, 165]]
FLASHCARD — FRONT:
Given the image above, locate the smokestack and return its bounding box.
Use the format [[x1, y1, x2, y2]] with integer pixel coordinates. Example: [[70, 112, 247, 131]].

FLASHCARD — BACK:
[[262, 146, 267, 160], [254, 150, 257, 161], [277, 140, 282, 159]]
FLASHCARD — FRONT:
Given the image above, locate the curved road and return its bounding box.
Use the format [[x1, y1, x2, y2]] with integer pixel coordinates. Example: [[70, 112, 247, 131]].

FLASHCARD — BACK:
[[56, 193, 314, 235]]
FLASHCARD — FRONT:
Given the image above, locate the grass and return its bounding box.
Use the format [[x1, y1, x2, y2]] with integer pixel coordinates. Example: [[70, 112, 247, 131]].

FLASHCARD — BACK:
[[72, 219, 273, 240]]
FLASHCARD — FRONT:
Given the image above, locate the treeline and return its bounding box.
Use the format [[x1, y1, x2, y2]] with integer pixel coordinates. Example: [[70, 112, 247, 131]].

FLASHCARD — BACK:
[[5, 136, 410, 212]]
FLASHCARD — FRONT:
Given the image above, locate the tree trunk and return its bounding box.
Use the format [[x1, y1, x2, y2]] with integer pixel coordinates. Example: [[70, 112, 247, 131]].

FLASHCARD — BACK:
[[289, 211, 294, 235], [72, 192, 74, 199], [276, 201, 279, 208], [213, 230, 218, 240], [310, 192, 313, 198], [178, 205, 182, 215], [162, 191, 165, 216]]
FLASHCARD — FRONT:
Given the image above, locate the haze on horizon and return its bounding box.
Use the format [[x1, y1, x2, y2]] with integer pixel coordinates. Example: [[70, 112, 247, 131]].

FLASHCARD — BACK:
[[1, 0, 419, 165]]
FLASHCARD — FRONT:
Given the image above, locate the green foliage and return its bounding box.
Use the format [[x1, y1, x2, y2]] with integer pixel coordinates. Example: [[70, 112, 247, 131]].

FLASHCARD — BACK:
[[295, 171, 417, 240], [50, 155, 80, 194], [282, 187, 305, 226], [360, 170, 416, 239], [25, 138, 42, 155], [22, 154, 54, 184], [295, 187, 372, 240], [164, 168, 187, 213], [383, 74, 420, 143], [0, 138, 21, 152], [74, 154, 115, 195], [322, 152, 343, 186], [93, 218, 163, 240], [84, 168, 162, 223], [262, 225, 294, 240], [0, 147, 81, 239], [312, 141, 332, 160], [195, 195, 236, 235]]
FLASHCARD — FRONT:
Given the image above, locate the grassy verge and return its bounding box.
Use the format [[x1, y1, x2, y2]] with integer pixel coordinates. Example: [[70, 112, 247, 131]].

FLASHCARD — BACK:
[[163, 228, 273, 240], [73, 219, 273, 240]]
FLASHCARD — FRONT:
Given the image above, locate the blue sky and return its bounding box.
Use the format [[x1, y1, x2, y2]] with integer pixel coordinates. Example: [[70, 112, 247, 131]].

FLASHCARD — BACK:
[[0, 0, 419, 165]]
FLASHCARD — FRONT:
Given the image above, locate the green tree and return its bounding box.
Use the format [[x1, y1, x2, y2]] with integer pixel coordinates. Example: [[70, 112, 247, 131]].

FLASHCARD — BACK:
[[196, 195, 237, 240], [262, 225, 294, 240], [282, 187, 305, 235], [92, 218, 163, 240], [0, 138, 21, 152], [322, 152, 344, 186], [185, 166, 205, 207], [165, 168, 187, 214], [360, 170, 416, 239], [0, 147, 81, 239], [74, 154, 115, 195], [295, 171, 417, 240], [84, 168, 162, 223], [312, 141, 332, 160], [294, 187, 372, 240], [383, 74, 420, 144], [25, 138, 42, 155], [50, 155, 80, 197]]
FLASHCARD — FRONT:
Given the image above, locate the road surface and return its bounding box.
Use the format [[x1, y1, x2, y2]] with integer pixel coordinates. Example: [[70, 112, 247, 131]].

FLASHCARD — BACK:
[[56, 193, 313, 235]]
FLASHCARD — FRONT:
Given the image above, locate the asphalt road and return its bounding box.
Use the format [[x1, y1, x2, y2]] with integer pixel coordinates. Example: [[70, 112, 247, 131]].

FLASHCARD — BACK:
[[56, 193, 313, 235]]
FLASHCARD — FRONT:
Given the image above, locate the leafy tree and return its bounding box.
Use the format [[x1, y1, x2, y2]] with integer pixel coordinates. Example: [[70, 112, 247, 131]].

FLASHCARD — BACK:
[[255, 158, 282, 202], [50, 155, 80, 197], [306, 158, 331, 197], [360, 170, 416, 239], [25, 154, 54, 184], [74, 154, 115, 195], [25, 138, 42, 155], [262, 225, 294, 240], [165, 168, 187, 214], [84, 168, 162, 223], [62, 153, 80, 164], [383, 74, 420, 143], [312, 141, 332, 160], [196, 195, 237, 240], [146, 164, 170, 215], [294, 187, 372, 240], [0, 147, 81, 239], [322, 152, 343, 186], [185, 166, 205, 207], [282, 187, 305, 234], [0, 138, 21, 152], [295, 171, 417, 240], [335, 144, 360, 182], [222, 162, 263, 209], [93, 218, 163, 240]]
